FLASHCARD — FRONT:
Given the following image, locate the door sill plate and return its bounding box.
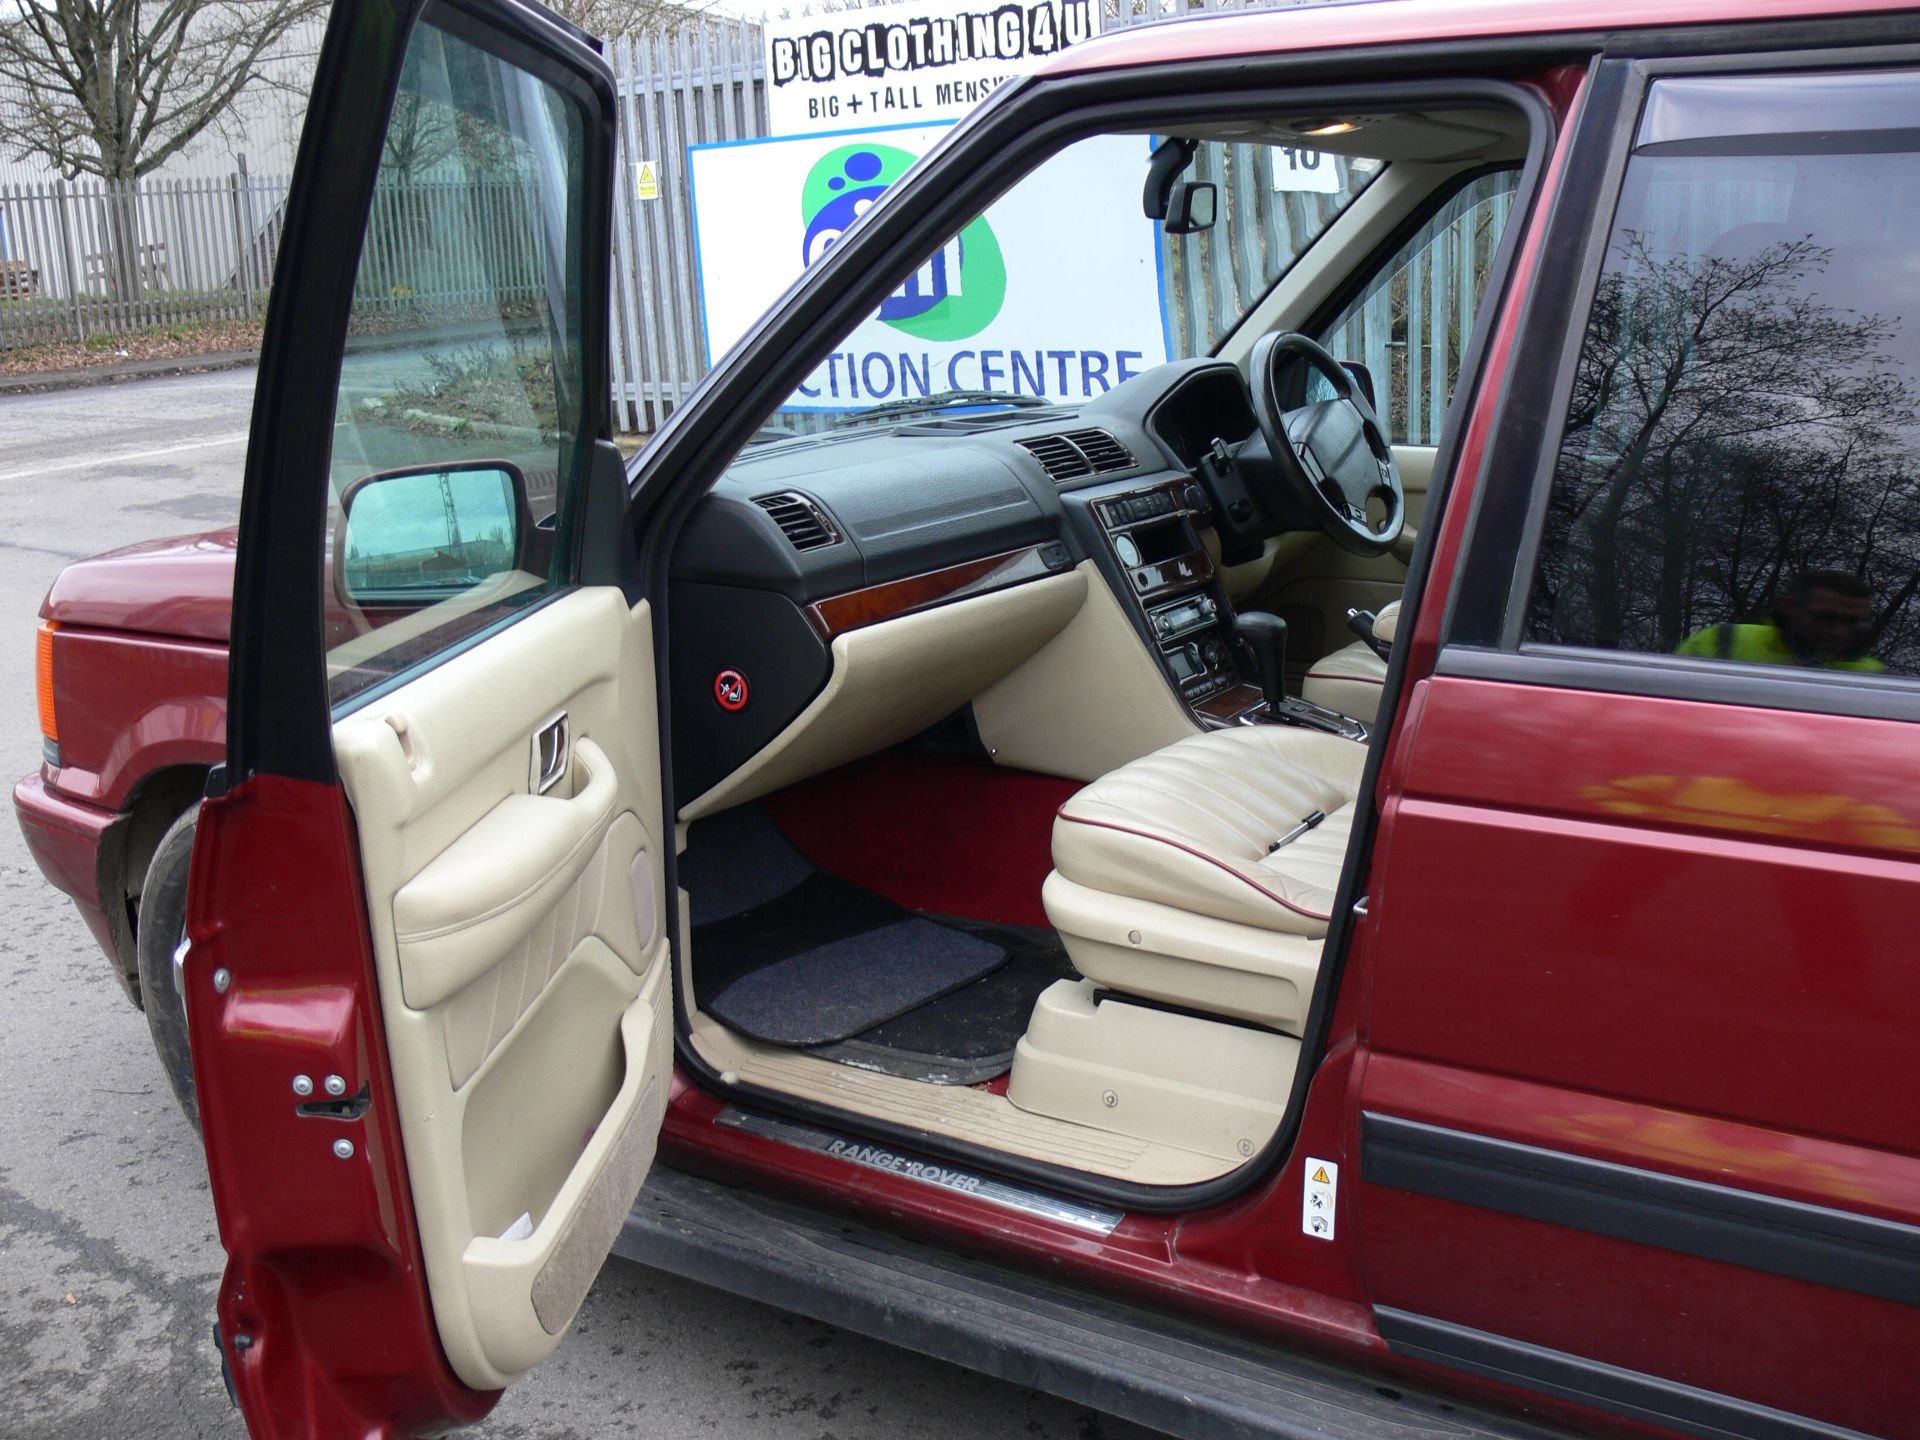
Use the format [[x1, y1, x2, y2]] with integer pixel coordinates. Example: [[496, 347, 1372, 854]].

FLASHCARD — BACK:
[[715, 1107, 1125, 1235]]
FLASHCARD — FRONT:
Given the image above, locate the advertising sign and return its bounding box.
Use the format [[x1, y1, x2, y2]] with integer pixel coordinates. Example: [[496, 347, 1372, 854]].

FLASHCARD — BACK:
[[690, 126, 1168, 412], [762, 0, 1097, 136]]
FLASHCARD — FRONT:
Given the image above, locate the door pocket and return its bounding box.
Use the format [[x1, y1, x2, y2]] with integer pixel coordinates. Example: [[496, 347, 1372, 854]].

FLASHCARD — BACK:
[[461, 970, 667, 1375]]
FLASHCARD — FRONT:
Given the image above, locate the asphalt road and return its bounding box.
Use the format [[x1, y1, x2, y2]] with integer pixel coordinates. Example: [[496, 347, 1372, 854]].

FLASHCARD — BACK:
[[0, 368, 1162, 1440]]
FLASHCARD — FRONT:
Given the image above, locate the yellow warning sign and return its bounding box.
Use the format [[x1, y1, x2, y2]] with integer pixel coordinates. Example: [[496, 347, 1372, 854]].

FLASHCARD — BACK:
[[635, 160, 660, 201], [1311, 1165, 1330, 1184]]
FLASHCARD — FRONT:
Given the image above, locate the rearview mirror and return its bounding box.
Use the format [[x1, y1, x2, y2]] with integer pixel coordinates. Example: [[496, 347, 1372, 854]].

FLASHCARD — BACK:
[[1164, 181, 1217, 235], [336, 461, 530, 609]]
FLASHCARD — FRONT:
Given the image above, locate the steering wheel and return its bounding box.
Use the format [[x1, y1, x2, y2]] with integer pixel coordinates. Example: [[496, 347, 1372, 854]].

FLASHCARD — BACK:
[[1248, 331, 1404, 557]]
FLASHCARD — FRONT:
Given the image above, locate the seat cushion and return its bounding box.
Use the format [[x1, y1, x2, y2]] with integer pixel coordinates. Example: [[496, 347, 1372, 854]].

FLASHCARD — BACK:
[[1302, 643, 1386, 722], [1301, 600, 1400, 722], [1052, 725, 1367, 936]]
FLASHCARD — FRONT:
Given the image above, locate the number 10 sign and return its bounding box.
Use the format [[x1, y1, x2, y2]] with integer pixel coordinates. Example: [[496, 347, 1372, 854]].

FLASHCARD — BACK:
[[1271, 145, 1341, 194]]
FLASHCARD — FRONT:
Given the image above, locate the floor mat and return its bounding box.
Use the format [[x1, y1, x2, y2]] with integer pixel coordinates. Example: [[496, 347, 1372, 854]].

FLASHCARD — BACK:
[[761, 749, 1081, 928], [693, 870, 1008, 1047], [811, 921, 1075, 1084], [683, 803, 816, 927]]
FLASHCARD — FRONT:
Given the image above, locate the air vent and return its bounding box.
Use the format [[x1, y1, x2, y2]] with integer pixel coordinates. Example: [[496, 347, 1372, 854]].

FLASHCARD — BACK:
[[752, 491, 839, 551], [1016, 434, 1092, 483], [1065, 428, 1135, 474], [1017, 429, 1136, 483]]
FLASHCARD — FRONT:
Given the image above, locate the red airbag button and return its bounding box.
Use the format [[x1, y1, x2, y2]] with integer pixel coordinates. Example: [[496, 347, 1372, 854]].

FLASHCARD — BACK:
[[714, 670, 749, 712]]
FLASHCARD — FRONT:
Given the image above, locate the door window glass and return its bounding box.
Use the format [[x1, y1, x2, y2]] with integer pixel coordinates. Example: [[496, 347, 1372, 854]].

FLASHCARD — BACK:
[[1313, 169, 1520, 444], [1161, 140, 1380, 358], [1525, 71, 1920, 679], [325, 21, 591, 707]]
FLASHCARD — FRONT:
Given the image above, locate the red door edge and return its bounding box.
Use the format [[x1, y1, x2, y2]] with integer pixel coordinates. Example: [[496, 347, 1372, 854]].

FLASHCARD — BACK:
[[187, 774, 496, 1439]]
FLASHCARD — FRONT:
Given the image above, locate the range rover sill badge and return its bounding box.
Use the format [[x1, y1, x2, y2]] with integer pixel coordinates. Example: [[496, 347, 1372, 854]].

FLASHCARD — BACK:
[[715, 1108, 1125, 1236]]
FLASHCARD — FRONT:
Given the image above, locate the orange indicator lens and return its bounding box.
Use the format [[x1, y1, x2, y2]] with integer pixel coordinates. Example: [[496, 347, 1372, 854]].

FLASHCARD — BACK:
[[36, 621, 58, 743]]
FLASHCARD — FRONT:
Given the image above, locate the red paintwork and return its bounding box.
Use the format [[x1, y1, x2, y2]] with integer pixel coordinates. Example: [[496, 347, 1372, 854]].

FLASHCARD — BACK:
[[12, 771, 120, 958], [43, 528, 238, 644], [19, 532, 233, 977], [1355, 675, 1920, 1437], [1038, 0, 1911, 76], [761, 749, 1081, 928], [45, 624, 227, 810], [12, 619, 229, 988], [185, 773, 496, 1438]]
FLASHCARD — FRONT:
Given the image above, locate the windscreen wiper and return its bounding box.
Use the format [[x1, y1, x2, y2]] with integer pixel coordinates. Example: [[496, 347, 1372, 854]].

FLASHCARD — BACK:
[[847, 389, 1056, 424]]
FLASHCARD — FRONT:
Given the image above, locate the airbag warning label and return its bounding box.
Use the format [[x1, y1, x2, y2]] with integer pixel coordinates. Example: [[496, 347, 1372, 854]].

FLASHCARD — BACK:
[[1303, 1158, 1338, 1241]]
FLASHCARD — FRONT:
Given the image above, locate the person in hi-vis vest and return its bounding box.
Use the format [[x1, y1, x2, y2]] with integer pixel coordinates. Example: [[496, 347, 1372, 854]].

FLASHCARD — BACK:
[[1677, 569, 1885, 672]]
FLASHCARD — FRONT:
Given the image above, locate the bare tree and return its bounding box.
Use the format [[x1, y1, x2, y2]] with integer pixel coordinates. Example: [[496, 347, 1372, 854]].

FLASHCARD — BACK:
[[0, 0, 325, 182], [542, 0, 714, 41], [0, 0, 326, 298]]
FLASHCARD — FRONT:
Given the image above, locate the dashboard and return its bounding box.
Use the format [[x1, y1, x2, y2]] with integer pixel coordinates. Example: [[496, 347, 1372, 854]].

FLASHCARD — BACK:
[[668, 359, 1278, 803]]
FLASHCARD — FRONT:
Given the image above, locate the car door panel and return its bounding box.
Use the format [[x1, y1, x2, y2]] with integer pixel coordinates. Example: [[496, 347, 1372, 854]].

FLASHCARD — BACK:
[[1356, 675, 1920, 1434], [182, 0, 646, 1427], [1353, 56, 1920, 1439], [333, 586, 669, 1389]]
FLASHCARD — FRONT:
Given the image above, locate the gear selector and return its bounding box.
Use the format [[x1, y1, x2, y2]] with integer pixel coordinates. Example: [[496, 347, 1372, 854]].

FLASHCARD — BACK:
[[1232, 611, 1369, 740]]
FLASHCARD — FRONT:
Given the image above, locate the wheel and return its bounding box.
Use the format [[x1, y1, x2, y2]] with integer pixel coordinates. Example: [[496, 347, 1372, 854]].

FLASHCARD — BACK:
[[135, 804, 200, 1129]]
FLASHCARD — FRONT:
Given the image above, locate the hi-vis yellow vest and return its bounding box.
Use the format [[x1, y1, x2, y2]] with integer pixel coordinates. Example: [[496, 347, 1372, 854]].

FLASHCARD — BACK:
[[1676, 622, 1885, 672]]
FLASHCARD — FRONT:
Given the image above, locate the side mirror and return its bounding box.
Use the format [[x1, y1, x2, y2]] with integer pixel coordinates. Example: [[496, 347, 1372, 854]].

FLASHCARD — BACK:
[[336, 460, 531, 610], [1340, 360, 1377, 412], [1164, 181, 1218, 235]]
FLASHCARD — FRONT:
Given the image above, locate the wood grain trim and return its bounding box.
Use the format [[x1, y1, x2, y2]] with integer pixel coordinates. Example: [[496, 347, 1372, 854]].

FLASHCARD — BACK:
[[1194, 683, 1265, 723], [807, 546, 1056, 640]]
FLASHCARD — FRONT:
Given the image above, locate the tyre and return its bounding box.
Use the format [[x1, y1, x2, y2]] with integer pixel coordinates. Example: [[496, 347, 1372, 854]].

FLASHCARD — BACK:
[[135, 804, 200, 1129]]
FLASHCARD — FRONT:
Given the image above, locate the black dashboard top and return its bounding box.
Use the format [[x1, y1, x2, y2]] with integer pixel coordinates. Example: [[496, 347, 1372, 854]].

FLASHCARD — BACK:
[[670, 359, 1250, 604]]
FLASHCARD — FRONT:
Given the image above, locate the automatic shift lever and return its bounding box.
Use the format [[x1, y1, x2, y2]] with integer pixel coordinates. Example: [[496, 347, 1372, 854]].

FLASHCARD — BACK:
[[1232, 611, 1288, 715]]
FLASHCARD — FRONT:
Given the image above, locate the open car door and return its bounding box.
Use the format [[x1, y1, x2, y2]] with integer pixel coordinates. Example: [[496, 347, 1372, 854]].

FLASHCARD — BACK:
[[181, 0, 669, 1434]]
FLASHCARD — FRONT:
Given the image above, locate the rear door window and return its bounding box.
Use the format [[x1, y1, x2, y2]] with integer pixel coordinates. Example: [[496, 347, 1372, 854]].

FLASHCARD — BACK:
[[1522, 70, 1920, 681]]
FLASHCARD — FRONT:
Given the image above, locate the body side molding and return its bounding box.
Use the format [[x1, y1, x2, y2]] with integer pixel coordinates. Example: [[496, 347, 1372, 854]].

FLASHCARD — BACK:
[[1362, 1111, 1920, 1308], [1375, 1306, 1877, 1440]]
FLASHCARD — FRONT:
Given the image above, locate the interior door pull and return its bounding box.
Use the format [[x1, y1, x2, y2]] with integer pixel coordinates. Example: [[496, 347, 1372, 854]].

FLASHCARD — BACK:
[[531, 711, 570, 795]]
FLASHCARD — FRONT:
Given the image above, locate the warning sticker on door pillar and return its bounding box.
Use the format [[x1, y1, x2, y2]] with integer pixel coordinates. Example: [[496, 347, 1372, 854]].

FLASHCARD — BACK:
[[1302, 1157, 1338, 1241]]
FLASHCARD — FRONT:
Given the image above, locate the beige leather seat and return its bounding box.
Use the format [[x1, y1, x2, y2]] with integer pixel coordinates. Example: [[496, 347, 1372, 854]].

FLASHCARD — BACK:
[[1301, 598, 1399, 723], [1041, 725, 1367, 1030]]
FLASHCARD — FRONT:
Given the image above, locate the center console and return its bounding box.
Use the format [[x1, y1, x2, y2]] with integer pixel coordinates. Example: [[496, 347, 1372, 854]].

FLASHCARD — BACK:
[[1082, 477, 1368, 742], [1092, 481, 1242, 708]]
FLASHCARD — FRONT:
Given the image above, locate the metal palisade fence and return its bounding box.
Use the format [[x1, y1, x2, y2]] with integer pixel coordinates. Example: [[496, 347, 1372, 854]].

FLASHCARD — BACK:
[[0, 163, 286, 343], [0, 0, 1497, 443]]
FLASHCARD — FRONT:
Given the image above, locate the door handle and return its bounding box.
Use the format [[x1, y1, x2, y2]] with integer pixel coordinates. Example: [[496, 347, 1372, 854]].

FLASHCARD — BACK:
[[531, 710, 569, 795]]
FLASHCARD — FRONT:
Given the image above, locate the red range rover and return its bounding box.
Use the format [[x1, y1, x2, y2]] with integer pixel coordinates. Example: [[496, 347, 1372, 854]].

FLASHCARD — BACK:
[[18, 0, 1920, 1437]]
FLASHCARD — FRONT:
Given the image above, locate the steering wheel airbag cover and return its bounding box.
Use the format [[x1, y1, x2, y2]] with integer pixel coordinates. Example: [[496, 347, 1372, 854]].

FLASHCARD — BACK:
[[1250, 331, 1405, 557]]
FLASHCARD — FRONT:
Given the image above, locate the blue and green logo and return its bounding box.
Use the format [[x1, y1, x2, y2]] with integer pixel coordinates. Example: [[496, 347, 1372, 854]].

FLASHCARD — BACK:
[[800, 143, 1006, 342]]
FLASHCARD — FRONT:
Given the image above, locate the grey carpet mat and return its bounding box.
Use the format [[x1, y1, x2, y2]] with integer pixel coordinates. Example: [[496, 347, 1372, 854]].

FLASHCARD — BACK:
[[684, 814, 1010, 1048], [702, 913, 1007, 1047], [809, 922, 1076, 1083]]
